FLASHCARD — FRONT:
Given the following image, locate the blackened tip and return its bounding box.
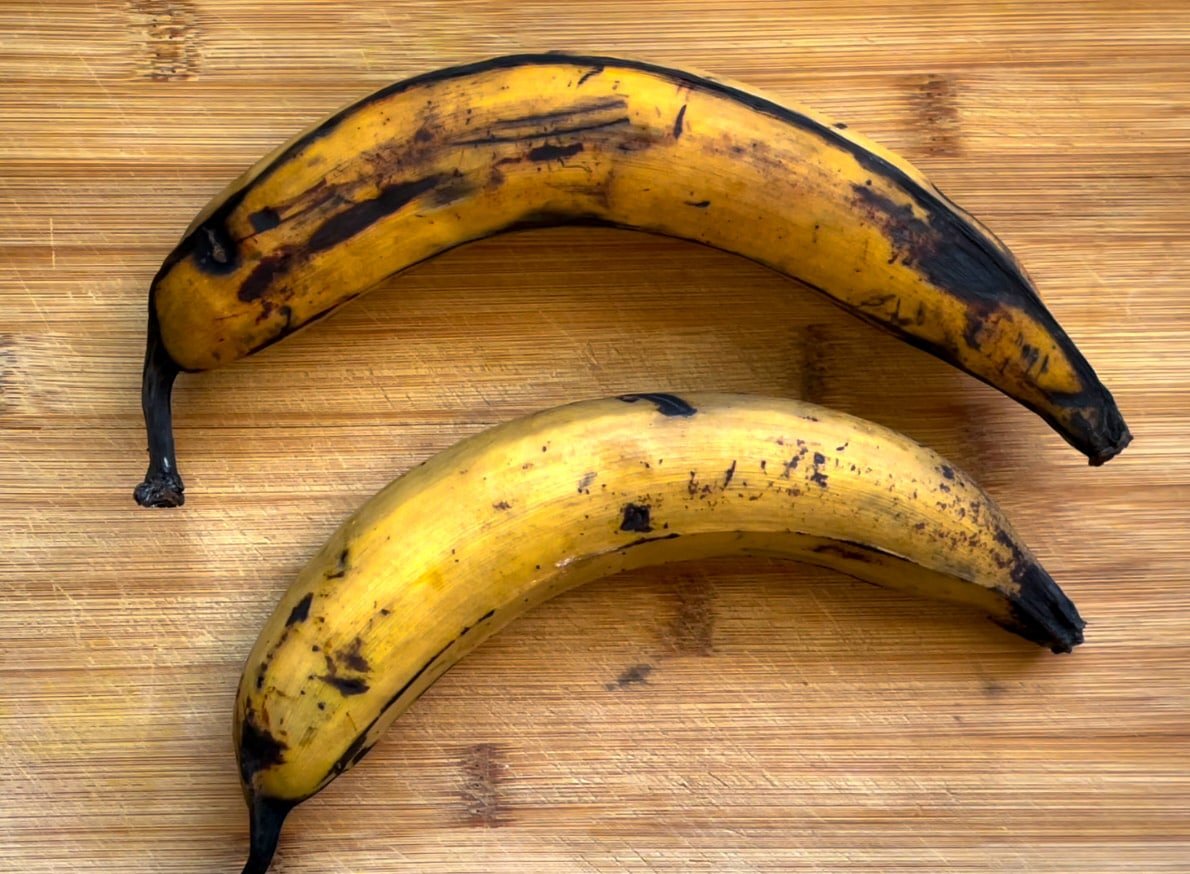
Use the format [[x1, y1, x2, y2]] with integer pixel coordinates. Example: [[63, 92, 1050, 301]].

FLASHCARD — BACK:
[[1088, 424, 1133, 466], [1002, 561, 1085, 654], [133, 472, 185, 507], [241, 795, 293, 874]]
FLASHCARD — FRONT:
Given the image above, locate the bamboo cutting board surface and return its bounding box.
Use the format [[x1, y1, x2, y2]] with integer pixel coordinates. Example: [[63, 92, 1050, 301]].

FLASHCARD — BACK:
[[2, 2, 1188, 872]]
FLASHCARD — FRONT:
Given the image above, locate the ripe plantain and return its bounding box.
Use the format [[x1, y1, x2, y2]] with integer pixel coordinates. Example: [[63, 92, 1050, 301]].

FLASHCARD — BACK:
[[136, 53, 1130, 507], [234, 391, 1084, 873]]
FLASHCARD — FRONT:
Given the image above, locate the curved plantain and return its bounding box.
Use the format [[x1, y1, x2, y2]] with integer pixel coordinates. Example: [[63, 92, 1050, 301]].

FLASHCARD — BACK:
[[233, 391, 1084, 873], [136, 53, 1130, 507]]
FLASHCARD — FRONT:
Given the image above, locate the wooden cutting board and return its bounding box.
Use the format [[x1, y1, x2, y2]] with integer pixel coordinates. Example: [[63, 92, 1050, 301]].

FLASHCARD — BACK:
[[2, 2, 1188, 871]]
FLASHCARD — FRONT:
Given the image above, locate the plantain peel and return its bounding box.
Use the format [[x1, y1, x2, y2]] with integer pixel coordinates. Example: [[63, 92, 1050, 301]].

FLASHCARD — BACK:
[[135, 53, 1129, 506], [234, 392, 1084, 873]]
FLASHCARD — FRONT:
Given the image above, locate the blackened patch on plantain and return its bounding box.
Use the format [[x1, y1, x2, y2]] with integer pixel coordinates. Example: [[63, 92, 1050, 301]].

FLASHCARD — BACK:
[[285, 593, 313, 626], [326, 636, 459, 781], [455, 116, 629, 146], [307, 175, 444, 252], [192, 223, 238, 274], [723, 460, 737, 488], [527, 141, 584, 162], [617, 393, 697, 416], [325, 548, 350, 580], [489, 99, 626, 130], [238, 711, 287, 784], [673, 104, 687, 138], [810, 452, 829, 488], [940, 464, 956, 480], [623, 532, 681, 549], [577, 65, 603, 86], [781, 442, 808, 478], [999, 560, 1085, 654], [237, 251, 291, 303], [493, 500, 512, 510], [342, 637, 370, 673], [249, 207, 281, 233], [620, 503, 653, 532], [321, 675, 370, 696]]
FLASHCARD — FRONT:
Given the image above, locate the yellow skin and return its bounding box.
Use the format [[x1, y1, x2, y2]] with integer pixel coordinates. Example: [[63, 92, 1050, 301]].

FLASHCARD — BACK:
[[233, 392, 1082, 873], [137, 54, 1130, 508]]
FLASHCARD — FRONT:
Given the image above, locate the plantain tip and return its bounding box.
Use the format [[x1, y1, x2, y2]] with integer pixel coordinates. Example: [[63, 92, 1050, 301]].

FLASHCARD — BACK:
[[1001, 561, 1086, 654], [241, 795, 292, 874], [1087, 423, 1133, 466]]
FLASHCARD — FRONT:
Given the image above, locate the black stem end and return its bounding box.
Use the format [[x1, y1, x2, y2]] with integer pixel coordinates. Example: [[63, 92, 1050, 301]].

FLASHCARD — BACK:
[[135, 303, 185, 508], [999, 561, 1086, 654], [241, 795, 293, 874]]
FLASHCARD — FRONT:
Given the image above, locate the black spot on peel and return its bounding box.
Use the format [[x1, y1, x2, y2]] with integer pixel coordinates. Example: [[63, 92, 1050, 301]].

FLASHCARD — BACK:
[[249, 207, 281, 233], [673, 103, 687, 138], [618, 393, 697, 417], [684, 199, 710, 208], [238, 710, 287, 784], [623, 532, 680, 549], [341, 637, 370, 673], [192, 223, 237, 273], [527, 141, 583, 162], [414, 124, 434, 143], [620, 503, 652, 532], [325, 636, 459, 781], [237, 251, 290, 303], [456, 116, 629, 147], [781, 442, 808, 479], [834, 121, 848, 129], [307, 175, 443, 252], [723, 460, 736, 488], [285, 593, 313, 626], [321, 675, 369, 696], [325, 548, 349, 579], [493, 500, 512, 510], [810, 453, 829, 488], [605, 663, 653, 690], [940, 464, 955, 480], [478, 608, 496, 623], [577, 65, 603, 86]]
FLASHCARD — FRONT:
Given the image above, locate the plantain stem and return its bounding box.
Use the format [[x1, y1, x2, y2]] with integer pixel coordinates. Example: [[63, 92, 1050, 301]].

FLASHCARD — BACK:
[[241, 796, 291, 874], [134, 303, 184, 507]]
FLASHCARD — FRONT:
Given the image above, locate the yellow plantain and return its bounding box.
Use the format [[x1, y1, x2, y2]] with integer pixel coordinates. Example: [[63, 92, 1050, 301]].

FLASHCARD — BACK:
[[137, 53, 1130, 507], [233, 392, 1084, 873]]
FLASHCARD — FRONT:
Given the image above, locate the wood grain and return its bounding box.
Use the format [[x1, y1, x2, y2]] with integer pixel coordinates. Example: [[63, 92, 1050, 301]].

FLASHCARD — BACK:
[[2, 2, 1188, 871]]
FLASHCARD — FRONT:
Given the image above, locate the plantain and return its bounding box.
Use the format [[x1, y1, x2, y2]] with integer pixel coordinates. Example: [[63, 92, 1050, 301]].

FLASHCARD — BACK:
[[136, 53, 1130, 507], [233, 391, 1084, 873]]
